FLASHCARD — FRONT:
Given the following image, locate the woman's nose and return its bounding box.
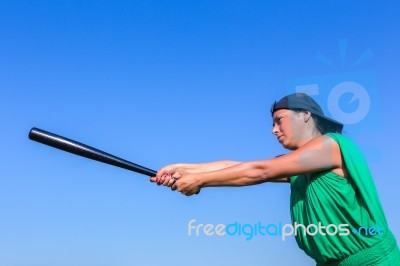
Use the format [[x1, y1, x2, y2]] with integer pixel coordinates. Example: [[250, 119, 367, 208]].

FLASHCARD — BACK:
[[272, 124, 279, 135]]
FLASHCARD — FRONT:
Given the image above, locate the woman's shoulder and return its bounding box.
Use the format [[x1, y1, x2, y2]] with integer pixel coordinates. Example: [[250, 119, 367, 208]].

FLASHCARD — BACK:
[[323, 133, 367, 165], [324, 133, 358, 148], [324, 132, 347, 141]]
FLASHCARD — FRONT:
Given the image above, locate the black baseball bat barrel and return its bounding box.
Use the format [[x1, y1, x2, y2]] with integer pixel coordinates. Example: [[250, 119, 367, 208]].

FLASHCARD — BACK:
[[28, 127, 157, 177]]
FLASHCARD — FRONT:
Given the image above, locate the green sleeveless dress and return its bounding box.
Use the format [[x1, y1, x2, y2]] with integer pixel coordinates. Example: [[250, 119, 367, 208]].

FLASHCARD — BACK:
[[290, 133, 400, 265]]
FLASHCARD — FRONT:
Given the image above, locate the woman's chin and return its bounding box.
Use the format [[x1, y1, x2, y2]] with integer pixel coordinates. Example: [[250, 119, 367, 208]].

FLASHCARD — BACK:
[[281, 141, 296, 150], [280, 142, 290, 149]]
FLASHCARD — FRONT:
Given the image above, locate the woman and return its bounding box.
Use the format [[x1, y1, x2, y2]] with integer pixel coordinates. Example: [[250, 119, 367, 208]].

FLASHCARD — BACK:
[[150, 93, 400, 265]]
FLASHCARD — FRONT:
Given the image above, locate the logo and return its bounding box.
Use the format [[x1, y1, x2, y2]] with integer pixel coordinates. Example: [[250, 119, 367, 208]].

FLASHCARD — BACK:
[[286, 39, 381, 162], [187, 219, 383, 241]]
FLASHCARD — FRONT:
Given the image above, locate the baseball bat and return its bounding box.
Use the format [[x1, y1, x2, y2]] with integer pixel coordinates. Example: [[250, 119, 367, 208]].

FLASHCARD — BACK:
[[28, 127, 157, 176]]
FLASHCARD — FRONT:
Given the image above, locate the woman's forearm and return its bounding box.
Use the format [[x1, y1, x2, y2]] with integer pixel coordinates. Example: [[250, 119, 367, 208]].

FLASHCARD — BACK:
[[180, 160, 241, 174], [198, 161, 270, 187]]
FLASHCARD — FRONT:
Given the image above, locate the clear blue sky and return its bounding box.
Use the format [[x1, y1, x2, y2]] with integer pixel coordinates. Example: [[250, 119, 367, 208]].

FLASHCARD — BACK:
[[1, 1, 399, 265]]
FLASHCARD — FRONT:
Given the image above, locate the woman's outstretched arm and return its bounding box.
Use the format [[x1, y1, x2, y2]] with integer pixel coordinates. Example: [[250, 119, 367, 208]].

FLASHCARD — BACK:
[[169, 135, 342, 195]]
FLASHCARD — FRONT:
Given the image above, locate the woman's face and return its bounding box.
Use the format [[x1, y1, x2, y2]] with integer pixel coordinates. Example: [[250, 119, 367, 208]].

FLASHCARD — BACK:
[[272, 109, 307, 150]]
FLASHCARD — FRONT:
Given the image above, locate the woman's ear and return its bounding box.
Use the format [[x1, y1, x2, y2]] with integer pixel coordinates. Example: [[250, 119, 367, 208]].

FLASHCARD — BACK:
[[303, 110, 311, 122]]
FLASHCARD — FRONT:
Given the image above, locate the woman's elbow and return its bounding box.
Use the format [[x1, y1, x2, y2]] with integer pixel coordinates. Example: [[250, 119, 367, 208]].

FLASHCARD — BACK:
[[246, 161, 272, 184]]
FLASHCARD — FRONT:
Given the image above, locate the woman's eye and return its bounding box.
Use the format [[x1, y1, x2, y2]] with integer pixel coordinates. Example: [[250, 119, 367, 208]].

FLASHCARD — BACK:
[[273, 117, 283, 126]]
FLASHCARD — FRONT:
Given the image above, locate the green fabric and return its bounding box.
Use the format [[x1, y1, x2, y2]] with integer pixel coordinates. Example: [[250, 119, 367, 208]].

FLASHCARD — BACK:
[[289, 133, 400, 265]]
